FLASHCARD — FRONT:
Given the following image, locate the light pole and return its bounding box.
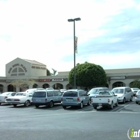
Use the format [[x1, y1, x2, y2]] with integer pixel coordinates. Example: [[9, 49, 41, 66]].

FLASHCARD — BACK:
[[68, 17, 81, 89]]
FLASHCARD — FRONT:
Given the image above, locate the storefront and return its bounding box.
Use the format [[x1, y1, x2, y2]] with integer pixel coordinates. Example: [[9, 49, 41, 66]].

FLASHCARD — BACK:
[[0, 57, 140, 92]]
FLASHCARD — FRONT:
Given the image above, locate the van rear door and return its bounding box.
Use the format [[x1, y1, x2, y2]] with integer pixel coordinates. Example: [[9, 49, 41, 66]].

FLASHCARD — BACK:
[[32, 91, 46, 103]]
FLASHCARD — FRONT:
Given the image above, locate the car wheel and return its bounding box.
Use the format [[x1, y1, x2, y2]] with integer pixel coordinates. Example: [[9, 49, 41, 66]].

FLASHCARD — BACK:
[[0, 103, 1, 105], [123, 98, 126, 104], [49, 101, 54, 108], [13, 104, 17, 107], [63, 106, 66, 109], [79, 102, 83, 109], [35, 105, 39, 108], [24, 100, 30, 107], [109, 102, 114, 109]]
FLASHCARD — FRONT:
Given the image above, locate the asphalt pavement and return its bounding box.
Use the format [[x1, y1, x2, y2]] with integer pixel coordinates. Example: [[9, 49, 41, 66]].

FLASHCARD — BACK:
[[0, 101, 140, 140]]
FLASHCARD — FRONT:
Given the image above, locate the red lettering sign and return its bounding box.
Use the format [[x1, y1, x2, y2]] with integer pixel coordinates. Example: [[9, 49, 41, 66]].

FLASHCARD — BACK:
[[39, 79, 51, 82]]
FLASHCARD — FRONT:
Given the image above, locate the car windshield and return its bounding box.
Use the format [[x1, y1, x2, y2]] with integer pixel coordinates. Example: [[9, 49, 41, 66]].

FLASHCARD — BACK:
[[88, 89, 99, 94], [133, 88, 139, 90], [112, 89, 124, 93], [137, 91, 140, 95], [63, 91, 78, 97], [33, 92, 46, 97], [1, 92, 10, 95], [16, 93, 26, 96]]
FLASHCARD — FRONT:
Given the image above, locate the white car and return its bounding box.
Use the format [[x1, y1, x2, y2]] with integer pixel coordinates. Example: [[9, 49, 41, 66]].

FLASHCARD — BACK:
[[6, 92, 33, 107], [111, 87, 133, 103], [0, 92, 16, 105], [135, 90, 140, 104], [91, 91, 118, 110], [131, 88, 139, 96]]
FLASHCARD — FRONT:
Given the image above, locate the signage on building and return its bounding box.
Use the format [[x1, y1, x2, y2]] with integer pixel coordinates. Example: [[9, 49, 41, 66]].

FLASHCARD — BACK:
[[8, 63, 27, 73], [39, 79, 51, 82], [6, 79, 13, 83], [52, 78, 64, 82], [110, 76, 126, 80], [32, 66, 46, 70]]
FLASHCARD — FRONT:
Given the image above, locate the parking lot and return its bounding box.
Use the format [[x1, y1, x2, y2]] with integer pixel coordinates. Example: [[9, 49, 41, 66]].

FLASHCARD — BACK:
[[0, 101, 140, 140]]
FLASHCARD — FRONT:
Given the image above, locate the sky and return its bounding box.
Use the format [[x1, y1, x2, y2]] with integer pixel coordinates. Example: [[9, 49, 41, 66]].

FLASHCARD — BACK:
[[0, 0, 140, 76]]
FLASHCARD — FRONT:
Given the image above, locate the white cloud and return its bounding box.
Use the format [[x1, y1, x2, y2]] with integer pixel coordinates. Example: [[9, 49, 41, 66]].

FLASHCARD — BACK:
[[109, 38, 122, 43], [78, 51, 140, 69], [0, 0, 140, 76]]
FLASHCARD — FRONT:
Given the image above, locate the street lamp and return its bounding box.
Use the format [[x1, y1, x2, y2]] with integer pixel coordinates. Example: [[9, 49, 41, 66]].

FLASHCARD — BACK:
[[68, 17, 81, 89]]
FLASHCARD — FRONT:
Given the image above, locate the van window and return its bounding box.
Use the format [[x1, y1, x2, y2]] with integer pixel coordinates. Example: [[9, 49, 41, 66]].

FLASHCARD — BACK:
[[28, 94, 33, 97], [47, 91, 53, 97], [54, 91, 58, 96], [58, 91, 62, 96], [11, 92, 16, 96], [113, 89, 124, 93], [63, 91, 78, 97], [126, 88, 131, 92], [16, 92, 26, 96], [79, 91, 85, 96], [33, 92, 46, 97]]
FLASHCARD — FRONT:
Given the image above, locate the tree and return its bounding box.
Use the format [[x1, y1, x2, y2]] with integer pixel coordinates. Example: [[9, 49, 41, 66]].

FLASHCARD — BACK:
[[130, 79, 140, 88], [69, 62, 107, 89], [22, 79, 35, 88], [10, 79, 35, 91], [46, 68, 57, 76], [10, 79, 25, 89], [47, 69, 51, 76], [51, 68, 57, 76]]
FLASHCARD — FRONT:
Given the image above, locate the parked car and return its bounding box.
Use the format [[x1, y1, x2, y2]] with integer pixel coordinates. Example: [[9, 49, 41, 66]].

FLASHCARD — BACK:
[[111, 87, 133, 103], [60, 89, 67, 94], [87, 87, 109, 98], [25, 88, 44, 94], [135, 90, 140, 104], [61, 89, 90, 109], [91, 91, 118, 109], [46, 87, 54, 90], [6, 92, 33, 107], [131, 88, 139, 96], [0, 92, 16, 105], [32, 89, 62, 108]]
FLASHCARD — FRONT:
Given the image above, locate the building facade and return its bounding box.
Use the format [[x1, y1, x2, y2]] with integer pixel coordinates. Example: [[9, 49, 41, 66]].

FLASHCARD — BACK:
[[0, 57, 140, 92]]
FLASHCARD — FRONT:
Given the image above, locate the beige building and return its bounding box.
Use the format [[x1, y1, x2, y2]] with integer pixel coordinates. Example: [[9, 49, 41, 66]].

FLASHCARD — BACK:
[[0, 57, 140, 92]]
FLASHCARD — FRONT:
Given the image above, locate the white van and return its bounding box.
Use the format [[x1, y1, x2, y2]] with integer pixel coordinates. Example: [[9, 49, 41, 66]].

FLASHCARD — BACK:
[[111, 87, 133, 103], [32, 89, 62, 108]]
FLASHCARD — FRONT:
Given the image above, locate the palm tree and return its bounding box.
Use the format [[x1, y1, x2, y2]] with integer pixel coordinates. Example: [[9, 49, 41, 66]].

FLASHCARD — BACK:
[[51, 68, 57, 76]]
